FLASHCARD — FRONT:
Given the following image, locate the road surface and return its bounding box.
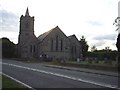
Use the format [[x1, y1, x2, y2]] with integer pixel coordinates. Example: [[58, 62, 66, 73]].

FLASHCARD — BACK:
[[1, 59, 119, 89]]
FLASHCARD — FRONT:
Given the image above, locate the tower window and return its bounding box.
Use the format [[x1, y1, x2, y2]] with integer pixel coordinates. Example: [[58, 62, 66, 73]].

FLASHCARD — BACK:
[[25, 22, 29, 28]]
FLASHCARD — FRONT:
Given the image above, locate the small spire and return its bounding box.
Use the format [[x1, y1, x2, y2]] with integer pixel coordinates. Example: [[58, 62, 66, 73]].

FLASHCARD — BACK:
[[25, 7, 29, 16]]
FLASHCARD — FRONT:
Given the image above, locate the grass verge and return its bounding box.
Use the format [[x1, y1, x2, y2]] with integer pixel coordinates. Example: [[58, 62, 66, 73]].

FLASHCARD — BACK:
[[42, 60, 118, 72], [2, 74, 28, 89], [10, 58, 118, 73]]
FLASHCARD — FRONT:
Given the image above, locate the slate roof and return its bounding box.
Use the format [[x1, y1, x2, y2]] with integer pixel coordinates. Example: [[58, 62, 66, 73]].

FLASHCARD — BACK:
[[68, 34, 76, 38], [68, 34, 80, 44], [38, 26, 58, 42]]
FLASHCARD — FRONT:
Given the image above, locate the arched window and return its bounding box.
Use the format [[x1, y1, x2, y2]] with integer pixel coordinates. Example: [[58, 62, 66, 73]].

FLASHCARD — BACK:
[[56, 36, 58, 51], [33, 45, 35, 52], [71, 46, 76, 54], [30, 45, 32, 53], [51, 39, 53, 51], [60, 39, 63, 51]]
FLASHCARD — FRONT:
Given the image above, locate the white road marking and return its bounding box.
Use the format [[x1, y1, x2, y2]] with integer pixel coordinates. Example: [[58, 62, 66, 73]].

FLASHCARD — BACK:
[[2, 62, 119, 89], [1, 72, 36, 90]]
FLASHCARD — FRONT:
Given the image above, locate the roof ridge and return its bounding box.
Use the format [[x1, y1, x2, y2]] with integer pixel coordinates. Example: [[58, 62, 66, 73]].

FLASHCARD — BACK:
[[38, 26, 57, 42], [38, 26, 65, 42]]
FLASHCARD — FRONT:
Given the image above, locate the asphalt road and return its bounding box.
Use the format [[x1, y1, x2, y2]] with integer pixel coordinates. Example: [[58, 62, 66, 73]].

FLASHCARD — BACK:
[[1, 59, 119, 89]]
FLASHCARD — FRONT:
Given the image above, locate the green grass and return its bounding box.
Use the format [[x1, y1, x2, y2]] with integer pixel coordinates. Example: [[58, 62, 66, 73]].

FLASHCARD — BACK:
[[68, 60, 117, 65], [12, 58, 118, 72], [0, 75, 2, 89], [2, 75, 26, 88], [42, 60, 118, 72]]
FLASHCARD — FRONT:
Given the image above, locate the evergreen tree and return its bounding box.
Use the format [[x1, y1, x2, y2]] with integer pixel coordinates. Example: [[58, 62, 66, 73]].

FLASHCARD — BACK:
[[79, 36, 89, 60]]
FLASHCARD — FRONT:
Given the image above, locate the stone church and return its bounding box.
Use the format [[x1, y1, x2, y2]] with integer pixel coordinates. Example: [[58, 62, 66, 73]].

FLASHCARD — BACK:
[[18, 8, 82, 61]]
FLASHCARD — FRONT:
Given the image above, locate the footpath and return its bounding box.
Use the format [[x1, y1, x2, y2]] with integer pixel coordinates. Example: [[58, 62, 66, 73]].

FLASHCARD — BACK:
[[41, 64, 118, 77]]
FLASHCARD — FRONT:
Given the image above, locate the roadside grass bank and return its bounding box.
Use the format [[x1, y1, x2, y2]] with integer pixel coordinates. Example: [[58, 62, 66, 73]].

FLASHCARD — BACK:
[[2, 74, 29, 89], [0, 74, 2, 89], [43, 60, 118, 73], [5, 58, 118, 73]]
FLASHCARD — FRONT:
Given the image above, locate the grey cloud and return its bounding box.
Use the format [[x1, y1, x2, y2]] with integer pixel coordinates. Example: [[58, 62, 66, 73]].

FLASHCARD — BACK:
[[112, 42, 116, 46], [0, 9, 19, 32], [93, 34, 117, 41], [91, 41, 106, 47], [87, 20, 103, 26]]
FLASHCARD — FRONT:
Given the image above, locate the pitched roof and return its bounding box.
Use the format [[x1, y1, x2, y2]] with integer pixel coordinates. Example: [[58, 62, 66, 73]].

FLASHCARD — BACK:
[[68, 34, 80, 43], [38, 26, 58, 42], [68, 34, 76, 39]]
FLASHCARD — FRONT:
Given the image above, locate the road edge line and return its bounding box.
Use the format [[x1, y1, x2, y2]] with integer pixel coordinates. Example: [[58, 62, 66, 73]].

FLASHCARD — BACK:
[[2, 72, 36, 90], [2, 62, 119, 89]]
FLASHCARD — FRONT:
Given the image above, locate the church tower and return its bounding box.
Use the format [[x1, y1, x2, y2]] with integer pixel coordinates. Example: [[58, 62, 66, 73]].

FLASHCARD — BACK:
[[19, 7, 35, 44], [18, 8, 38, 59]]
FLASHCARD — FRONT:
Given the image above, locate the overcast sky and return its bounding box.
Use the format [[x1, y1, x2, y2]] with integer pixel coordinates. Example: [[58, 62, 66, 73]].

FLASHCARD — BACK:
[[0, 0, 119, 50]]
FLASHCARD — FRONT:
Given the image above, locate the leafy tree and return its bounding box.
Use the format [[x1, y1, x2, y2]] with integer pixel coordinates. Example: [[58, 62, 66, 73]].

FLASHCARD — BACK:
[[116, 34, 120, 64], [79, 36, 89, 60], [91, 46, 97, 52], [113, 17, 120, 64], [87, 50, 117, 61], [113, 17, 120, 31], [116, 34, 120, 52], [113, 17, 120, 52], [1, 37, 17, 58], [105, 46, 111, 52]]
